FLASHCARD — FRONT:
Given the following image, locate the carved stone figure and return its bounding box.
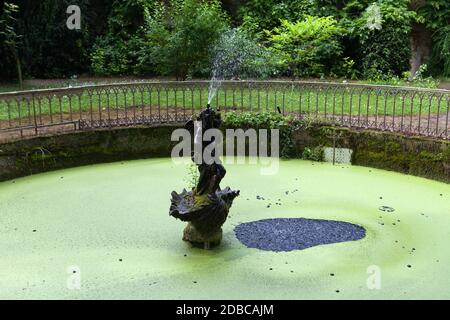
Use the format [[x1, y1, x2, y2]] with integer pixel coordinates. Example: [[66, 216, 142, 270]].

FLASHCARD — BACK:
[[169, 105, 239, 249]]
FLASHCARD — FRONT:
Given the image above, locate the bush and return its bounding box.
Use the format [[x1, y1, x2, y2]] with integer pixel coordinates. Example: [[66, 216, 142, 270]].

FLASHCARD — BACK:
[[416, 0, 450, 77], [4, 0, 450, 81], [222, 111, 310, 158], [355, 1, 415, 79], [11, 0, 94, 78], [302, 147, 323, 161], [91, 33, 144, 76], [238, 0, 315, 34], [429, 26, 450, 77], [90, 0, 152, 76], [222, 111, 290, 129], [209, 28, 281, 80], [266, 16, 344, 77], [138, 0, 229, 79]]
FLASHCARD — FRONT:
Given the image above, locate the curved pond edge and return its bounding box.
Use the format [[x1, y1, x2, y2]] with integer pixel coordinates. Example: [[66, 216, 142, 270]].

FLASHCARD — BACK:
[[0, 124, 448, 183]]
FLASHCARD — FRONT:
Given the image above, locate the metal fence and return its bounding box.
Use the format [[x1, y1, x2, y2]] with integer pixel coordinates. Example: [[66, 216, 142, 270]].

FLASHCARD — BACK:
[[0, 80, 449, 142]]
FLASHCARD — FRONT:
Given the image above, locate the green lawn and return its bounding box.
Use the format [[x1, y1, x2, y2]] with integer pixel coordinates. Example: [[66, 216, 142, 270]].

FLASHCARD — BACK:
[[0, 82, 66, 93]]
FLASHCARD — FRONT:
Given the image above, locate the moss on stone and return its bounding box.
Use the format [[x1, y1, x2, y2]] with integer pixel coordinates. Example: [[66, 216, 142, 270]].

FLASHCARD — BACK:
[[0, 125, 182, 181], [0, 123, 448, 183]]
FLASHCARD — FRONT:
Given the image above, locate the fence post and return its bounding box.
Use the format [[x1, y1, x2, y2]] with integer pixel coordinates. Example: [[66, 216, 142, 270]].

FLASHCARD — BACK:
[[32, 92, 38, 136]]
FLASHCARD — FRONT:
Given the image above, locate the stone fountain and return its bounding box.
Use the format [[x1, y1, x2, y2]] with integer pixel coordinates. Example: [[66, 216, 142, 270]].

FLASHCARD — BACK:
[[169, 104, 240, 249]]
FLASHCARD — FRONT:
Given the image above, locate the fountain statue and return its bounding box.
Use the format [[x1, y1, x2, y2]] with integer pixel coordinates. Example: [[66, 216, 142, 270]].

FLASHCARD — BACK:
[[169, 104, 240, 249]]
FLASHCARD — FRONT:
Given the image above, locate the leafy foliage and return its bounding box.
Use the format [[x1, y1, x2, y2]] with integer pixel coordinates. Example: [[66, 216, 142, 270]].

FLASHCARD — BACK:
[[416, 0, 450, 76], [222, 111, 310, 158], [0, 2, 22, 85], [302, 147, 323, 161], [353, 0, 415, 79], [430, 26, 450, 77], [1, 0, 449, 80], [137, 0, 229, 79], [91, 0, 154, 76], [17, 0, 94, 78], [266, 16, 343, 77], [222, 111, 290, 129], [0, 3, 21, 50], [238, 0, 314, 34], [209, 28, 280, 79]]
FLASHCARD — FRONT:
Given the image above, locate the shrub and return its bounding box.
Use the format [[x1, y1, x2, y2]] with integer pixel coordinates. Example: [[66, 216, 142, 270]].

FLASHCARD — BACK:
[[238, 0, 315, 34], [429, 26, 450, 77], [209, 28, 281, 80], [416, 0, 450, 77], [138, 0, 229, 79], [90, 0, 152, 76], [222, 111, 290, 129], [302, 147, 323, 161], [222, 111, 310, 158], [266, 16, 344, 77], [355, 1, 415, 79], [12, 0, 93, 78], [91, 33, 143, 76]]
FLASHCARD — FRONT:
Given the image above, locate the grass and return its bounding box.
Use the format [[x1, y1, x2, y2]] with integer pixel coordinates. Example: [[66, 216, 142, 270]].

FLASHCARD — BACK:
[[0, 84, 43, 93], [0, 81, 74, 93], [0, 83, 448, 125]]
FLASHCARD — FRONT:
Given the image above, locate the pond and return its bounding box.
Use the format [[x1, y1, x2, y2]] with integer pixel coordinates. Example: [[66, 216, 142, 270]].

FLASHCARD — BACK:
[[0, 158, 448, 299]]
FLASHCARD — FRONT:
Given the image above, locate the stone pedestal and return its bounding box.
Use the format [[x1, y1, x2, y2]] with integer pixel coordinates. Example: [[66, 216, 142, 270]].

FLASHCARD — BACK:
[[182, 223, 222, 249]]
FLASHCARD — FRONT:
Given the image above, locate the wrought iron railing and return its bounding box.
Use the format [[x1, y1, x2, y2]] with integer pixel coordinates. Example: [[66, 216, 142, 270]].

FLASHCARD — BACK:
[[0, 80, 448, 142]]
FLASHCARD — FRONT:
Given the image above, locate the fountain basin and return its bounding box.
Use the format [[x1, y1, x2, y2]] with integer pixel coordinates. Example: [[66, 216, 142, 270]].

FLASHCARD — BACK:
[[0, 158, 448, 299]]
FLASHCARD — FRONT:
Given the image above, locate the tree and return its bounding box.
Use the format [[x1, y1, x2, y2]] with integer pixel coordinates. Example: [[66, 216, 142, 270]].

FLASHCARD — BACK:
[[416, 0, 450, 76], [20, 0, 95, 78], [0, 2, 23, 89], [352, 0, 416, 79]]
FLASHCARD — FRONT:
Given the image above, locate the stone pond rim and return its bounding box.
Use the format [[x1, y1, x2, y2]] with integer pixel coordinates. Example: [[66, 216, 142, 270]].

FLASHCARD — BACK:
[[234, 218, 367, 252], [0, 124, 448, 183]]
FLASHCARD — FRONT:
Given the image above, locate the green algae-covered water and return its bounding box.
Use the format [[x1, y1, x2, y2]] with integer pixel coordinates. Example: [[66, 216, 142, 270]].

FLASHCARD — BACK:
[[0, 158, 449, 299]]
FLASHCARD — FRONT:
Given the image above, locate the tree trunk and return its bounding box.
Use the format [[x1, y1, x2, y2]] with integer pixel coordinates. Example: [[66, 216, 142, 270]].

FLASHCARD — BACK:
[[409, 23, 431, 78], [13, 50, 23, 90]]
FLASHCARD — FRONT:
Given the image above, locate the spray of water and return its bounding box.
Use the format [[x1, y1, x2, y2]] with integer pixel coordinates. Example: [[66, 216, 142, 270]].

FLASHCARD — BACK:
[[208, 29, 252, 104]]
